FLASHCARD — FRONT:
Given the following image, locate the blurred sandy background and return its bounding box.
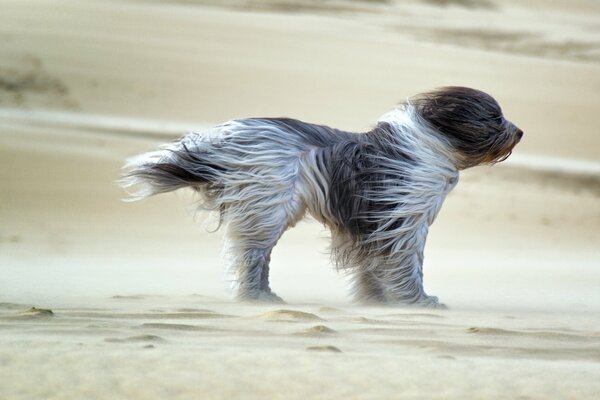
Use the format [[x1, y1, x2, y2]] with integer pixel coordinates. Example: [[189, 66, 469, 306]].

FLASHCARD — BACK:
[[1, 0, 599, 399]]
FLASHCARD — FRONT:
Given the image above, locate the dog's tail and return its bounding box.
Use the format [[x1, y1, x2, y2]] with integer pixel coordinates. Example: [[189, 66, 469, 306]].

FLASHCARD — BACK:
[[120, 135, 224, 201]]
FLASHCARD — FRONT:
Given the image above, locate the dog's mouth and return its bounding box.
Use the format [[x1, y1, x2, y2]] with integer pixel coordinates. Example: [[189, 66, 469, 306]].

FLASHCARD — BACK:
[[488, 127, 523, 164], [496, 149, 513, 163]]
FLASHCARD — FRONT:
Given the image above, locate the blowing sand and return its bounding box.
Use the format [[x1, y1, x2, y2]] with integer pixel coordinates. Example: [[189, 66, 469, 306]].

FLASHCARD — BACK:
[[1, 0, 599, 399]]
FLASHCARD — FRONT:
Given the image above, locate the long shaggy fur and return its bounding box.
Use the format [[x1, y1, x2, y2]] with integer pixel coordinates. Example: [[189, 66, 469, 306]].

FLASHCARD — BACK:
[[121, 86, 522, 307]]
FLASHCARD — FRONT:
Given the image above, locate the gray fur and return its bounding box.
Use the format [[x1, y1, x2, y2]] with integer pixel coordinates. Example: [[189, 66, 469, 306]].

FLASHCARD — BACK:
[[121, 87, 522, 307]]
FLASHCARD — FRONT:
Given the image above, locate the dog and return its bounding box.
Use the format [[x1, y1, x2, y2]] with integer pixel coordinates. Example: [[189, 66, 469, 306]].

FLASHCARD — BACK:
[[121, 86, 522, 307]]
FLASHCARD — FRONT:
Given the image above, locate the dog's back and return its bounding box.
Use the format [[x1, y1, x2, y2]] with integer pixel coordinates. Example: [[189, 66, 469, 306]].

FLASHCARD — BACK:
[[121, 118, 350, 220]]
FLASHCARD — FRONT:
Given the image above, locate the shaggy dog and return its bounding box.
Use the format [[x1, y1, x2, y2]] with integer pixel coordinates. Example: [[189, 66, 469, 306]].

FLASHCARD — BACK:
[[121, 86, 522, 307]]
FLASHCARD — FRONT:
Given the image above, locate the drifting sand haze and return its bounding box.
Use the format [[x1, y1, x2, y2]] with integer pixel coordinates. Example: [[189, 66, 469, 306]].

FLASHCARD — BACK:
[[0, 0, 599, 399]]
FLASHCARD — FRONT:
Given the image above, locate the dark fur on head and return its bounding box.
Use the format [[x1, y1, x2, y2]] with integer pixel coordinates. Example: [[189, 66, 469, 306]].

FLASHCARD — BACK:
[[412, 86, 523, 169]]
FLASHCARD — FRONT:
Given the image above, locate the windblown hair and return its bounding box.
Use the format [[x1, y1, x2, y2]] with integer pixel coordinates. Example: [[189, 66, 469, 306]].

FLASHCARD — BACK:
[[122, 86, 522, 307]]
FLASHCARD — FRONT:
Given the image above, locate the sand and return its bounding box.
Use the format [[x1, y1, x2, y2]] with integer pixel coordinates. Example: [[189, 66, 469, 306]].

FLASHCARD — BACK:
[[2, 297, 600, 399], [0, 0, 599, 398]]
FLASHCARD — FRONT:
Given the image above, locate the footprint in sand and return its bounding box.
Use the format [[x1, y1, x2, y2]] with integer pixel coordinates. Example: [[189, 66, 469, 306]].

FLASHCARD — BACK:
[[255, 309, 323, 322]]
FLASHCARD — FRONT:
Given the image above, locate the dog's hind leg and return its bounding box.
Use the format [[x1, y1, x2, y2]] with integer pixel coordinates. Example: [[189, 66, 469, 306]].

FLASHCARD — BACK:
[[224, 198, 304, 303], [226, 229, 284, 302], [230, 246, 282, 302]]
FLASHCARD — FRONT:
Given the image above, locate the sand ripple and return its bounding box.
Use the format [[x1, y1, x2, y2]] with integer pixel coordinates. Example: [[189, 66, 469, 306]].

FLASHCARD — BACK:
[[140, 323, 218, 331], [295, 325, 338, 336], [105, 334, 166, 343], [255, 309, 323, 322], [306, 345, 342, 353], [70, 311, 233, 320], [0, 307, 54, 320], [467, 326, 600, 342]]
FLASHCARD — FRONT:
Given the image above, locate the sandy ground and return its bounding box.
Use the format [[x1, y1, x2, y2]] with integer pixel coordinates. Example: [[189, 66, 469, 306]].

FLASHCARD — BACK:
[[2, 297, 600, 400], [1, 0, 599, 399]]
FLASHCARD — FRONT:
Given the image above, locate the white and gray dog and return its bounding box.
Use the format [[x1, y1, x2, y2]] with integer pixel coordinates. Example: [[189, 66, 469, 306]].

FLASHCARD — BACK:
[[122, 86, 522, 308]]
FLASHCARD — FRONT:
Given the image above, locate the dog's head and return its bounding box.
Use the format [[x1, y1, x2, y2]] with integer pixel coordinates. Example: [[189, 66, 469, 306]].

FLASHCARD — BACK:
[[411, 86, 522, 169]]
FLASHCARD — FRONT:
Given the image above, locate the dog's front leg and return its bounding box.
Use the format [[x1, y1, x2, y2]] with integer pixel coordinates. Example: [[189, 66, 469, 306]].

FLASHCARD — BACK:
[[377, 256, 446, 308], [356, 225, 446, 308], [353, 270, 387, 303]]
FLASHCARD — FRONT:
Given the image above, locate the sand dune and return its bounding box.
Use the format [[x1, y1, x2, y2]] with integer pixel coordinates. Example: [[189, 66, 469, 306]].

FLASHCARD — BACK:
[[1, 0, 599, 399]]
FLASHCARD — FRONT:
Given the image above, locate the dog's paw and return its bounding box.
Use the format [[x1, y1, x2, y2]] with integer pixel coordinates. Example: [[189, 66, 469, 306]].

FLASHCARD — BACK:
[[256, 291, 286, 304], [425, 301, 448, 310], [240, 290, 286, 304], [415, 295, 448, 309]]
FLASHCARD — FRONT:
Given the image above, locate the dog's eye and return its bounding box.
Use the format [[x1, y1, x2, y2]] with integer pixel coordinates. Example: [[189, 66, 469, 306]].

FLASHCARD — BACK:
[[491, 114, 504, 123]]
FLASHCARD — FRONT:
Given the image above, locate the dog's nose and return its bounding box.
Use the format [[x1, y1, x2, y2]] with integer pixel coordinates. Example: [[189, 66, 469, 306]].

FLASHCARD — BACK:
[[516, 129, 523, 141]]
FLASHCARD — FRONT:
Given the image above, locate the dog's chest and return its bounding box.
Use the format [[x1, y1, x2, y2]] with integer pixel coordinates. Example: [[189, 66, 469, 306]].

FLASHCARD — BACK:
[[416, 167, 459, 226]]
